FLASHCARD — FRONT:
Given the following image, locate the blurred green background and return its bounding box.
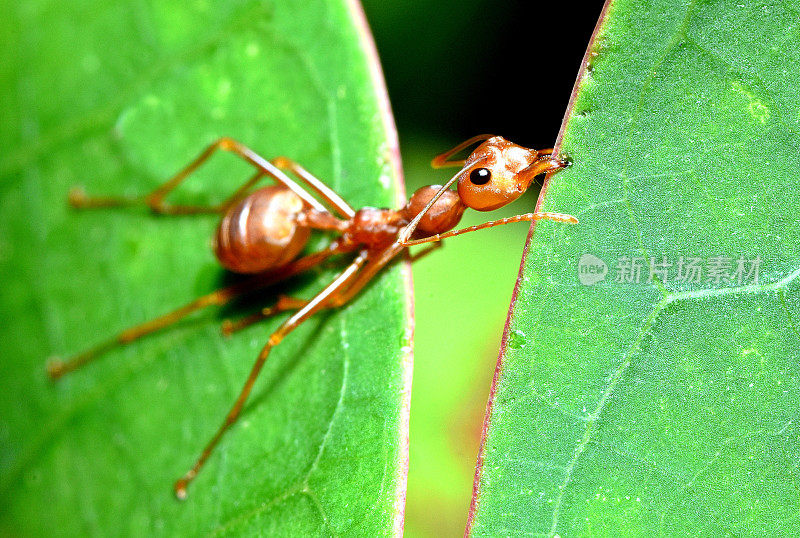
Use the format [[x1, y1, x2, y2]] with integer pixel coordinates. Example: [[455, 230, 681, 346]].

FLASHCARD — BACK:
[[359, 1, 601, 535]]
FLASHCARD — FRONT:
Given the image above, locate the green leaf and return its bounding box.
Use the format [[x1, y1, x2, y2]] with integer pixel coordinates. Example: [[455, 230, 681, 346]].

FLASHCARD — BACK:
[[0, 0, 411, 535], [469, 0, 800, 535]]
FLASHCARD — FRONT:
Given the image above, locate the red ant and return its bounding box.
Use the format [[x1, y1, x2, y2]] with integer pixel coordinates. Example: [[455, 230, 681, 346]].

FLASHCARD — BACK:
[[46, 134, 577, 499]]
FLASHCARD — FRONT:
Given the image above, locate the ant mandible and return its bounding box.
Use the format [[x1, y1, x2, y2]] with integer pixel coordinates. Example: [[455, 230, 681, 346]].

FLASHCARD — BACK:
[[46, 134, 578, 499]]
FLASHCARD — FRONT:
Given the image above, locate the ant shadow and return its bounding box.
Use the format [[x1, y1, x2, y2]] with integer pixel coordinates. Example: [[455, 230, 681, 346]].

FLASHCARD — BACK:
[[144, 259, 354, 422], [216, 269, 336, 419]]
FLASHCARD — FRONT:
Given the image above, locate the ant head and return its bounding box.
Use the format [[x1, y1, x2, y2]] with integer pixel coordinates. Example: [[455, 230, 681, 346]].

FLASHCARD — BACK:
[[457, 136, 559, 211]]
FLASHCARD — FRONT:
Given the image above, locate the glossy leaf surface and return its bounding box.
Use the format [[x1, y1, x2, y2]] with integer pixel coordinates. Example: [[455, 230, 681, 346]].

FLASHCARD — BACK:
[[0, 0, 411, 535], [469, 0, 800, 534]]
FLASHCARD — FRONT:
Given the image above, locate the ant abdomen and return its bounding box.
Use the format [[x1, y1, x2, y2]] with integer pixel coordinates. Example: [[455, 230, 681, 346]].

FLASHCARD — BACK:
[[214, 185, 311, 274]]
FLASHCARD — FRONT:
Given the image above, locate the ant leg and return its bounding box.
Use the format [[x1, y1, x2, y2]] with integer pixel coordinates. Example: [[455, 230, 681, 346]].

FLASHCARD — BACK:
[[69, 170, 265, 215], [270, 156, 355, 219], [47, 240, 354, 380], [431, 134, 495, 168], [70, 138, 332, 215], [69, 139, 265, 214], [173, 250, 372, 499], [400, 212, 579, 247], [217, 239, 360, 334], [311, 244, 404, 310], [202, 138, 333, 212], [46, 278, 262, 380], [221, 243, 440, 336]]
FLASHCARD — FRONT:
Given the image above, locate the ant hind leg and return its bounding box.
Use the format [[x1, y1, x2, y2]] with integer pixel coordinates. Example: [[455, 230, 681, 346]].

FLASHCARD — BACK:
[[47, 242, 351, 380]]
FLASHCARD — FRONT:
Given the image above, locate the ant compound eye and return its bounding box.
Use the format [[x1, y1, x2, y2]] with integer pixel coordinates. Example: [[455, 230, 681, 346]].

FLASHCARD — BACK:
[[469, 168, 491, 185]]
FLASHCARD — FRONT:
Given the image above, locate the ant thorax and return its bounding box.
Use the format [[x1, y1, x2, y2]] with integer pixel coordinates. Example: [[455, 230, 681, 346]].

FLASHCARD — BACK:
[[344, 207, 405, 249]]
